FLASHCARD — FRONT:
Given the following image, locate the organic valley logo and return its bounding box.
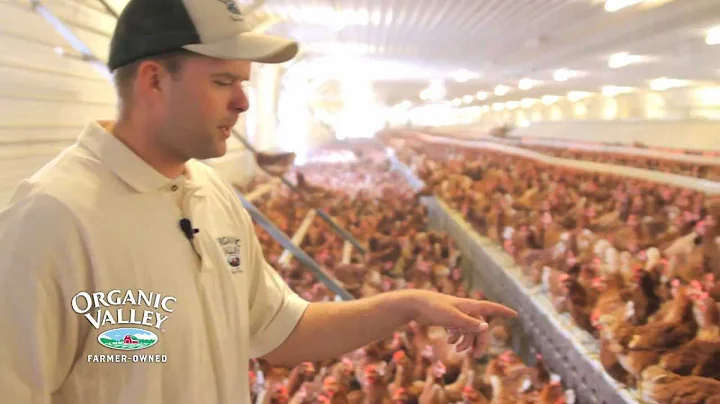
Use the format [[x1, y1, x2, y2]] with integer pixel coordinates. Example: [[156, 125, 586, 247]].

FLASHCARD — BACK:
[[98, 328, 158, 351], [218, 236, 242, 274], [72, 290, 176, 351]]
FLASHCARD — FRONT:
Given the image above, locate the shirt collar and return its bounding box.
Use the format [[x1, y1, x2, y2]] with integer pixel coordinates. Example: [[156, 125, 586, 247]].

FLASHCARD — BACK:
[[78, 120, 184, 193]]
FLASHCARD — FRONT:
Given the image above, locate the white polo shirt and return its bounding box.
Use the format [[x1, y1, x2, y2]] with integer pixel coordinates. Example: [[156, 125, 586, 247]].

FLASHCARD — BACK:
[[0, 121, 309, 404]]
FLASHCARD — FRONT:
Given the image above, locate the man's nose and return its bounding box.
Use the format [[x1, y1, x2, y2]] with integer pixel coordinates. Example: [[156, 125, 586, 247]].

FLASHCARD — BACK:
[[231, 85, 249, 113]]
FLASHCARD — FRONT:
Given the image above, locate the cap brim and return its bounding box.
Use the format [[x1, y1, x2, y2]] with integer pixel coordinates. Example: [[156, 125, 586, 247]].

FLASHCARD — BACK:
[[182, 32, 298, 64]]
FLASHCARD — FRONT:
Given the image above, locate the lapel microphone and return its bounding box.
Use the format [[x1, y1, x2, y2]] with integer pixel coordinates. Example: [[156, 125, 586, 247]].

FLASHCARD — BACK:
[[179, 218, 201, 258], [179, 218, 199, 241]]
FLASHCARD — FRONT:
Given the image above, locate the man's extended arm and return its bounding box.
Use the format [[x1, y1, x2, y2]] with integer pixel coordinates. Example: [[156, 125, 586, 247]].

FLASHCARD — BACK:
[[260, 289, 516, 366]]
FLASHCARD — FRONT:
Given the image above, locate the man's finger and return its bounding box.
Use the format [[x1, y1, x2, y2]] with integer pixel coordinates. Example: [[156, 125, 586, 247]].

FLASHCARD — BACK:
[[472, 331, 489, 359], [446, 310, 489, 332], [446, 328, 462, 345], [456, 333, 475, 352], [462, 300, 518, 319]]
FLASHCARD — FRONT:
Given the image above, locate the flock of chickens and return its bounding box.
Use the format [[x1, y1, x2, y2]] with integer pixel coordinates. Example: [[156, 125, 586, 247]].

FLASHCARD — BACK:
[[242, 145, 575, 404], [386, 133, 720, 404], [512, 144, 720, 181]]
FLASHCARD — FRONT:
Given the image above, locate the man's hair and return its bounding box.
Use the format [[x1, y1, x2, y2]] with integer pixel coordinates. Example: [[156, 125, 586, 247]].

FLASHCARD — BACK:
[[112, 49, 198, 106]]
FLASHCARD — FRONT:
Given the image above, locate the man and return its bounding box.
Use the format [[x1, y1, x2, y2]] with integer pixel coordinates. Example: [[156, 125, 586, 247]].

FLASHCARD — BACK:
[[0, 0, 516, 403]]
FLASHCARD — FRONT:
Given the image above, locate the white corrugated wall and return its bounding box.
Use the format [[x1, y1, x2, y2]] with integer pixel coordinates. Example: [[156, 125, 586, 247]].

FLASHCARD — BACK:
[[0, 0, 257, 207], [0, 0, 113, 205]]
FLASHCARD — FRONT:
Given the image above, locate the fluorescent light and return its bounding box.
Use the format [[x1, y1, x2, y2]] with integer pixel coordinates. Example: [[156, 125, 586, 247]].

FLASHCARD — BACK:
[[453, 69, 480, 83], [554, 68, 580, 82], [706, 26, 720, 45], [462, 95, 474, 104], [521, 98, 537, 108], [393, 100, 413, 110], [649, 77, 692, 91], [371, 10, 382, 25], [694, 87, 720, 105], [476, 91, 488, 100], [492, 102, 505, 111], [495, 85, 510, 96], [287, 6, 378, 26], [384, 10, 393, 25], [604, 0, 646, 12], [505, 101, 520, 110], [542, 95, 559, 105], [419, 79, 447, 101], [602, 86, 636, 97], [518, 78, 535, 90], [567, 91, 592, 102], [358, 9, 370, 25], [608, 52, 643, 68], [305, 41, 377, 55]]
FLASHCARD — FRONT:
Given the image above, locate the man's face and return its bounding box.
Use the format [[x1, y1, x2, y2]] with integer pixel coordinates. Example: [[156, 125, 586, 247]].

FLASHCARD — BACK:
[[158, 57, 251, 161]]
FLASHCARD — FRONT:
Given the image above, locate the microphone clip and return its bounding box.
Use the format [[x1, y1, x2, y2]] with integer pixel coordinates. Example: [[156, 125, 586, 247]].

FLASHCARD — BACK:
[[179, 218, 201, 258]]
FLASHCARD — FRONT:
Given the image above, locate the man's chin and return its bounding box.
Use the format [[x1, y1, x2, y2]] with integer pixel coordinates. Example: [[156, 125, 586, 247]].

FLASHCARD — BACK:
[[196, 142, 228, 160]]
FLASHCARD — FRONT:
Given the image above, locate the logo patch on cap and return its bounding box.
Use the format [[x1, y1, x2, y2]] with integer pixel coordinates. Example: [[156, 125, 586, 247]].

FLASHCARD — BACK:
[[217, 0, 244, 21]]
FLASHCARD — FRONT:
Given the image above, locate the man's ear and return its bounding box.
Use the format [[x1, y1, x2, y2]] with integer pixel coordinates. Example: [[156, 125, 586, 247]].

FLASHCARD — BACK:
[[134, 61, 168, 98]]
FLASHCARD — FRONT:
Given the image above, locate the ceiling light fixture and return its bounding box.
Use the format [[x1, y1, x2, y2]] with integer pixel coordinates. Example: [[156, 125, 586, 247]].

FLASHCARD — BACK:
[[649, 77, 692, 91], [494, 85, 510, 96], [518, 78, 535, 90], [567, 91, 593, 102], [371, 10, 382, 25], [384, 10, 393, 25], [554, 68, 580, 81], [541, 95, 559, 105], [608, 52, 644, 68], [492, 102, 505, 111], [453, 69, 481, 83], [419, 79, 447, 101], [476, 91, 488, 100], [393, 100, 413, 110], [706, 26, 720, 45], [521, 98, 537, 108], [602, 86, 636, 97], [604, 0, 646, 12]]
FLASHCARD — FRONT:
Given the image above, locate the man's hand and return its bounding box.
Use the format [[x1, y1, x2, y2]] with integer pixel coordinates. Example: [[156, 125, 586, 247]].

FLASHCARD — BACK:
[[259, 288, 516, 366], [403, 290, 517, 358]]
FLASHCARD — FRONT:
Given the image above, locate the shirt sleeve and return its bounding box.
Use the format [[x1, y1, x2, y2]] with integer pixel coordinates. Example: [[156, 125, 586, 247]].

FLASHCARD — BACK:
[[0, 187, 91, 402], [241, 209, 310, 359]]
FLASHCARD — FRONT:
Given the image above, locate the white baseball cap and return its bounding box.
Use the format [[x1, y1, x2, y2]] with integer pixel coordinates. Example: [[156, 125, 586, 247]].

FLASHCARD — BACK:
[[108, 0, 298, 70]]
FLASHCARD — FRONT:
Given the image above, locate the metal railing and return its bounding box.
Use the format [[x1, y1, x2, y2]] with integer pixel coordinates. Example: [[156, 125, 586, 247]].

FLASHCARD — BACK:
[[232, 130, 367, 253], [234, 190, 354, 300]]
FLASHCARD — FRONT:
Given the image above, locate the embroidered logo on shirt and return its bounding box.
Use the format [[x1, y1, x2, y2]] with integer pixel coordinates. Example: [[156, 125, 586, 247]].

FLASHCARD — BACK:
[[218, 236, 243, 274]]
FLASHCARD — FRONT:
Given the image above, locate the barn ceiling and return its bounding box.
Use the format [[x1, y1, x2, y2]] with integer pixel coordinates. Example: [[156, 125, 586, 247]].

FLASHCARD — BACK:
[[14, 0, 720, 106], [260, 0, 720, 105]]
